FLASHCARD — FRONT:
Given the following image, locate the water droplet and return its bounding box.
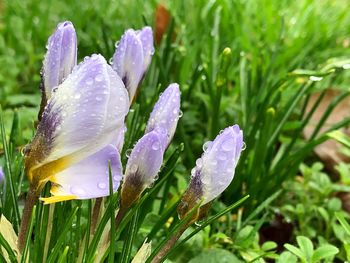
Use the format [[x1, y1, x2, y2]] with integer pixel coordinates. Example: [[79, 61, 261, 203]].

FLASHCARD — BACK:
[[173, 109, 178, 115], [309, 76, 323, 82], [221, 139, 234, 151], [218, 153, 227, 161], [196, 158, 203, 168], [70, 186, 85, 195], [86, 78, 93, 85], [178, 110, 183, 118], [152, 141, 160, 150], [96, 96, 102, 101], [129, 164, 138, 173], [125, 149, 132, 158], [95, 73, 104, 82], [242, 142, 246, 151], [202, 141, 212, 152], [98, 182, 106, 189], [74, 93, 81, 99]]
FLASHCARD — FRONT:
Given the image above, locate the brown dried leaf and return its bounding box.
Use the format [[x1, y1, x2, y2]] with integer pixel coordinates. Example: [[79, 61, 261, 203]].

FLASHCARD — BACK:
[[155, 4, 171, 45], [303, 89, 350, 172]]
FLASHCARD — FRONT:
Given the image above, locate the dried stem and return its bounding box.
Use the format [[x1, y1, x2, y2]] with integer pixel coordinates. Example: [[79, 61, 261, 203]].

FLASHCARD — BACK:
[[18, 186, 39, 252], [150, 224, 188, 263], [90, 197, 103, 235]]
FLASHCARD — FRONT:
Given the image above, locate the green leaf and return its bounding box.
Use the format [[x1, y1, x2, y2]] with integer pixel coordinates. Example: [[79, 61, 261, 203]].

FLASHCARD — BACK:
[[188, 248, 243, 263], [335, 212, 350, 236], [284, 244, 305, 261], [276, 251, 297, 263], [311, 245, 339, 262], [296, 236, 313, 261]]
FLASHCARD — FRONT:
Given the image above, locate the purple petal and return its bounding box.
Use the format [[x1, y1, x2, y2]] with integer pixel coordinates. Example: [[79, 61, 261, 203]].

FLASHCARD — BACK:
[[45, 145, 122, 201], [190, 125, 244, 205], [145, 83, 181, 149], [124, 130, 165, 188], [0, 166, 4, 183], [138, 27, 154, 71], [112, 29, 144, 103], [43, 21, 77, 99], [26, 55, 129, 181], [112, 27, 155, 104]]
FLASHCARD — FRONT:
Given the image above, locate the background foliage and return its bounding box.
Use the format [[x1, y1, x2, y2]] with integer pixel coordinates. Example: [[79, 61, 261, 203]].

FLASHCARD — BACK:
[[1, 0, 350, 262]]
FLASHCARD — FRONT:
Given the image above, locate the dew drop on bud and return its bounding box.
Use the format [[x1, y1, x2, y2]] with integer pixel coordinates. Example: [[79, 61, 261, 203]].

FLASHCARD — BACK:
[[125, 149, 132, 158], [202, 141, 212, 152]]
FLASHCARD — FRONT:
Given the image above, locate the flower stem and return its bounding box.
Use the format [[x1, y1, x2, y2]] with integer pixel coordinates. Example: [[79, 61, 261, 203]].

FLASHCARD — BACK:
[[151, 224, 188, 263], [18, 186, 39, 252], [90, 197, 103, 235], [115, 204, 127, 230]]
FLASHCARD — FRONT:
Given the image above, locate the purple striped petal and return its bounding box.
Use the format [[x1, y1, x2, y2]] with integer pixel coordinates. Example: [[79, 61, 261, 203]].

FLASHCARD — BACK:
[[43, 21, 77, 100], [112, 27, 154, 103], [146, 83, 181, 149], [138, 27, 154, 71], [179, 125, 243, 216], [41, 145, 122, 203], [25, 54, 129, 184]]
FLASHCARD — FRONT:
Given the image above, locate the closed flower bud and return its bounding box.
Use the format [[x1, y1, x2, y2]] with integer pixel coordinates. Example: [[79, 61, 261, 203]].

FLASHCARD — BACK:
[[145, 83, 181, 149], [112, 27, 154, 103], [178, 125, 244, 219], [25, 54, 129, 203], [120, 130, 166, 209], [42, 21, 77, 100]]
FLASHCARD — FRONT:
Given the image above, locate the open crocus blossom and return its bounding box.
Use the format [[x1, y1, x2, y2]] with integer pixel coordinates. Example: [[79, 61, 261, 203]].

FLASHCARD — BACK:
[[24, 54, 129, 201], [145, 83, 181, 149], [41, 21, 77, 102], [177, 125, 244, 219], [112, 27, 154, 103]]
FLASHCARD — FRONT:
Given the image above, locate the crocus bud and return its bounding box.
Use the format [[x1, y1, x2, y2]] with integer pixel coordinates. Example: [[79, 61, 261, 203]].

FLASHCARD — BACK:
[[145, 83, 181, 149], [42, 21, 77, 100], [178, 125, 244, 219], [25, 54, 129, 199], [120, 130, 165, 209], [112, 27, 154, 103]]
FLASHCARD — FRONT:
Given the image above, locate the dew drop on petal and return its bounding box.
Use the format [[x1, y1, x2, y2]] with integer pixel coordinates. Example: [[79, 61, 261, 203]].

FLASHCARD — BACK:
[[202, 141, 212, 152], [70, 186, 85, 195], [152, 141, 160, 150], [242, 142, 246, 151], [221, 139, 235, 151], [129, 164, 138, 174], [95, 73, 104, 82], [98, 182, 107, 189]]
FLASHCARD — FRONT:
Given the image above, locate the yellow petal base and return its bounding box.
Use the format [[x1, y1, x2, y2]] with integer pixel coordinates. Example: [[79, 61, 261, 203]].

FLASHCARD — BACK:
[[40, 195, 77, 204]]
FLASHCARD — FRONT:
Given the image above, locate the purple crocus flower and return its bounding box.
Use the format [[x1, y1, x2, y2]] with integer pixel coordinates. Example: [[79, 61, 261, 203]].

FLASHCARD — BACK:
[[0, 166, 4, 183], [42, 21, 77, 100], [178, 125, 244, 218], [120, 130, 166, 208], [25, 54, 129, 203], [112, 27, 154, 103], [145, 83, 181, 149]]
